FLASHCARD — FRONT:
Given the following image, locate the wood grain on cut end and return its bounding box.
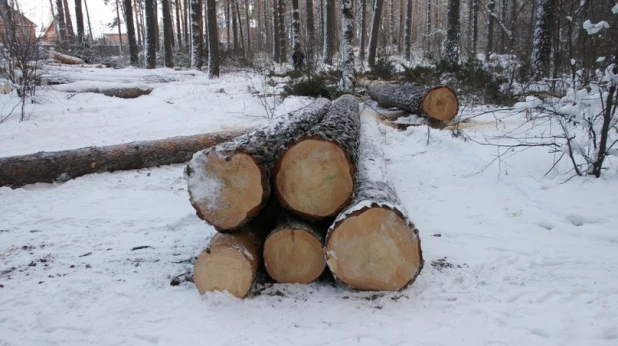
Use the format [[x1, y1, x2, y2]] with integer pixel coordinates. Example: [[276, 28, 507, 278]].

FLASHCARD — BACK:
[[264, 227, 326, 284], [422, 86, 459, 122], [192, 151, 264, 230], [325, 207, 422, 291], [193, 232, 260, 298], [276, 139, 354, 219]]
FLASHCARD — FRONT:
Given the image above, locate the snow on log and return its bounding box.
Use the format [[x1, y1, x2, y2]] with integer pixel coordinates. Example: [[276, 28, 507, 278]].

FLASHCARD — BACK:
[[263, 214, 326, 284], [274, 95, 360, 220], [193, 231, 261, 298], [367, 82, 459, 122], [186, 98, 331, 231], [324, 108, 423, 291], [0, 129, 248, 188], [53, 82, 153, 98], [49, 51, 85, 65]]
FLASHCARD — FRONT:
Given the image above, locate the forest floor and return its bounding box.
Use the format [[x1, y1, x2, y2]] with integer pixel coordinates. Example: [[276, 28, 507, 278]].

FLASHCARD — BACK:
[[1, 66, 617, 346]]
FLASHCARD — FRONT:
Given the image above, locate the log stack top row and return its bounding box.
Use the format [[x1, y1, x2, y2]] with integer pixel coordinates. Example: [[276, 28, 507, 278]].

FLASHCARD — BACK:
[[186, 93, 427, 298]]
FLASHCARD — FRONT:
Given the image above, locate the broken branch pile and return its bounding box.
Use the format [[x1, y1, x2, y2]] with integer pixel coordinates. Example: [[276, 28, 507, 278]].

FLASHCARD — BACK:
[[187, 95, 424, 298]]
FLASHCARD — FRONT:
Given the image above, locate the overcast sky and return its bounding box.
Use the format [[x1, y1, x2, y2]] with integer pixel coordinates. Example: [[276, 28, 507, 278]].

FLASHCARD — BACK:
[[21, 0, 123, 37]]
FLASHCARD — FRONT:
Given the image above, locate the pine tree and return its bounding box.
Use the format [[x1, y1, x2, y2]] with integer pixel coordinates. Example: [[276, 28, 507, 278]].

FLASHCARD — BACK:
[[306, 0, 316, 70], [190, 0, 204, 69], [278, 0, 286, 62], [359, 0, 366, 63], [162, 0, 174, 67], [291, 0, 301, 51], [323, 0, 336, 64], [340, 0, 355, 90], [486, 0, 495, 59], [124, 0, 139, 66], [175, 0, 183, 50], [444, 0, 460, 65], [55, 0, 67, 42], [471, 0, 478, 56], [75, 0, 85, 43], [145, 0, 157, 68], [63, 0, 75, 39], [206, 0, 219, 77], [272, 0, 280, 62], [367, 0, 384, 67], [404, 0, 412, 60]]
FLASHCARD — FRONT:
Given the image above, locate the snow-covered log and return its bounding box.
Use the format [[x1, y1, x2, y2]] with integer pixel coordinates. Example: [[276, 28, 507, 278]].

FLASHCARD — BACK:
[[367, 82, 459, 123], [49, 51, 85, 65], [194, 231, 261, 298], [0, 130, 248, 188], [274, 95, 360, 220], [263, 214, 326, 284], [324, 109, 423, 291], [186, 98, 331, 231]]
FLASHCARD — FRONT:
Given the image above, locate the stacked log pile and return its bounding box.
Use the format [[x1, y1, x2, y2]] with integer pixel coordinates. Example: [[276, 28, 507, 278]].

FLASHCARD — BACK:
[[187, 95, 425, 298]]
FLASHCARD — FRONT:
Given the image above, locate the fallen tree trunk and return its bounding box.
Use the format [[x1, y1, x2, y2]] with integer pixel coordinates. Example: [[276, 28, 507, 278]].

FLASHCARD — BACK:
[[49, 51, 85, 65], [367, 82, 459, 123], [324, 108, 424, 291], [0, 129, 248, 188], [186, 98, 331, 231], [274, 95, 360, 220], [263, 215, 326, 284]]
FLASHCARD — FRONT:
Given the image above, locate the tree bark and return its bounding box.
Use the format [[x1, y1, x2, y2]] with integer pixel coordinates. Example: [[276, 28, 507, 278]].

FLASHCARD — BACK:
[[162, 0, 175, 67], [232, 0, 239, 52], [175, 0, 183, 50], [124, 0, 139, 66], [84, 0, 94, 40], [190, 0, 204, 69], [272, 0, 280, 61], [55, 0, 67, 42], [444, 0, 460, 65], [367, 0, 384, 67], [145, 0, 157, 68], [531, 0, 555, 78], [325, 111, 423, 291], [235, 0, 245, 51], [264, 214, 326, 284], [186, 98, 331, 231], [244, 0, 251, 53], [0, 130, 248, 189], [115, 0, 123, 54], [486, 0, 495, 59], [471, 0, 478, 56], [206, 0, 219, 77], [274, 95, 359, 220], [278, 0, 286, 62], [367, 82, 460, 122], [292, 0, 301, 51], [404, 0, 412, 60], [425, 0, 431, 53], [341, 0, 355, 90], [323, 0, 336, 64], [74, 0, 85, 43], [63, 0, 75, 39], [306, 0, 315, 69]]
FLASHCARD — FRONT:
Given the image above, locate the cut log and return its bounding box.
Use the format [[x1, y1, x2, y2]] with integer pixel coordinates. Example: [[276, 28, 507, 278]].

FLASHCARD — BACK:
[[193, 231, 261, 298], [186, 98, 331, 231], [274, 95, 360, 220], [324, 108, 423, 291], [49, 51, 85, 65], [0, 129, 248, 188], [263, 215, 326, 284], [367, 82, 459, 122]]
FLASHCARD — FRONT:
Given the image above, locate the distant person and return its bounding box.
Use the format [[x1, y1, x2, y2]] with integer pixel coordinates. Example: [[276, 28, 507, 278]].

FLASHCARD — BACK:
[[292, 44, 305, 71]]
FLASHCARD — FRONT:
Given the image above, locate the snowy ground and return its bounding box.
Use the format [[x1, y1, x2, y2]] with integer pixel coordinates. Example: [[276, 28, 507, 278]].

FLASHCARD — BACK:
[[1, 67, 618, 346]]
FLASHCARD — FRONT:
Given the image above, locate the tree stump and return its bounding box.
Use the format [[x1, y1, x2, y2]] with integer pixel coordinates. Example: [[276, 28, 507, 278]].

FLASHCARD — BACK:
[[274, 95, 360, 220], [186, 98, 331, 231], [324, 109, 424, 291]]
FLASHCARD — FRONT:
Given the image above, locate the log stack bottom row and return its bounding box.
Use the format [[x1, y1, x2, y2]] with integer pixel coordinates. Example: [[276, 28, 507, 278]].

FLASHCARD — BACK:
[[186, 94, 428, 298]]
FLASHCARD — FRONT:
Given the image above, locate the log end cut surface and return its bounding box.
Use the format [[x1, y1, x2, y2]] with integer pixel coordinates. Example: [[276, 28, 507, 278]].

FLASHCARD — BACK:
[[276, 139, 354, 218], [193, 233, 260, 298], [264, 228, 326, 284], [325, 207, 422, 291], [188, 151, 264, 230], [422, 87, 459, 122]]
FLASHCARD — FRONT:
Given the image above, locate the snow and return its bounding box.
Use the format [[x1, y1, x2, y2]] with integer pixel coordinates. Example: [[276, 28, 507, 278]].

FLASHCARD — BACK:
[[583, 20, 610, 35], [613, 4, 618, 14], [1, 67, 618, 345]]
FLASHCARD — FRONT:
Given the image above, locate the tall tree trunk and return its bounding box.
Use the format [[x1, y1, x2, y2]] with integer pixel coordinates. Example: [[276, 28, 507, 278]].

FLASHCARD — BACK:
[[359, 0, 366, 63], [341, 0, 354, 90], [55, 0, 67, 42], [278, 0, 286, 62], [162, 0, 174, 67], [135, 0, 144, 46], [323, 0, 336, 64], [399, 0, 405, 53], [273, 0, 280, 61], [291, 0, 300, 50], [115, 0, 124, 54], [486, 0, 495, 59], [404, 0, 412, 60], [145, 0, 157, 68], [124, 0, 139, 66], [367, 0, 384, 67], [206, 0, 219, 77], [232, 0, 239, 52], [184, 0, 190, 47], [388, 0, 393, 48], [263, 0, 271, 53], [154, 0, 160, 51], [531, 0, 554, 78], [425, 0, 431, 53], [235, 0, 245, 51], [74, 0, 85, 43], [306, 0, 315, 69], [471, 0, 478, 56], [84, 0, 93, 41], [226, 0, 231, 50], [63, 0, 75, 39], [190, 0, 204, 69], [175, 0, 183, 50], [444, 0, 460, 64], [245, 0, 251, 53], [500, 0, 507, 53], [257, 0, 263, 50]]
